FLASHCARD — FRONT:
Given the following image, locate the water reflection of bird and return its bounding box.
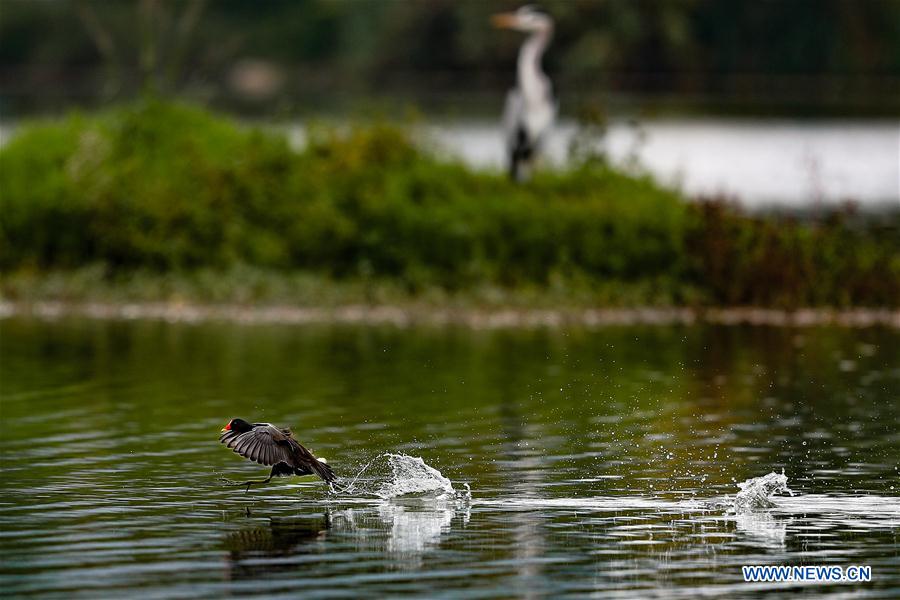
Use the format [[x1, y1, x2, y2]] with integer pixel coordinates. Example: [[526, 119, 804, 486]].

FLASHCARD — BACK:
[[219, 418, 336, 490], [224, 516, 330, 581], [224, 516, 330, 557], [492, 5, 556, 182]]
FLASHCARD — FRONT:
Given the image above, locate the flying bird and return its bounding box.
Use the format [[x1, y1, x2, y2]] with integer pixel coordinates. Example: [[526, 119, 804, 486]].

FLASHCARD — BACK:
[[219, 418, 336, 491], [492, 5, 556, 181]]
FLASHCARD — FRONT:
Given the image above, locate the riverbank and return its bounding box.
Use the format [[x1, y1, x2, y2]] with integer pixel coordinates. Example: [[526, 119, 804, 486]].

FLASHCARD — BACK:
[[2, 100, 899, 309], [3, 300, 897, 329]]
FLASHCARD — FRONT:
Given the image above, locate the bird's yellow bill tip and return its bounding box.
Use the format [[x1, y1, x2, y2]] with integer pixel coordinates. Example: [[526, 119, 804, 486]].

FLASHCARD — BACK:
[[221, 427, 229, 432], [491, 13, 516, 28]]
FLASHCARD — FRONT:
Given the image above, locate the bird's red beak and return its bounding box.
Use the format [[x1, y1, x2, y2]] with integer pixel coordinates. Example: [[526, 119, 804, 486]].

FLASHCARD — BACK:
[[491, 13, 517, 29], [222, 422, 231, 432]]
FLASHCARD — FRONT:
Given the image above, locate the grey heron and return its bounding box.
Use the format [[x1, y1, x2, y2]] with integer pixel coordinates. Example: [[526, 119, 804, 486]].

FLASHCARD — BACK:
[[492, 5, 556, 182]]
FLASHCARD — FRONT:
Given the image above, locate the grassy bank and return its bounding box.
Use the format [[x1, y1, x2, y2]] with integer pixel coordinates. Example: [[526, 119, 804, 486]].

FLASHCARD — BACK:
[[1, 99, 898, 308]]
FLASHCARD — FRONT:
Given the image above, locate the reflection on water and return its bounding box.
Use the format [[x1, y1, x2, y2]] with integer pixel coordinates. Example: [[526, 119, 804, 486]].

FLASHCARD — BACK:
[[224, 515, 329, 581], [333, 501, 464, 568], [1, 318, 898, 597], [377, 502, 456, 559], [225, 515, 329, 556], [222, 500, 468, 584], [733, 513, 789, 550]]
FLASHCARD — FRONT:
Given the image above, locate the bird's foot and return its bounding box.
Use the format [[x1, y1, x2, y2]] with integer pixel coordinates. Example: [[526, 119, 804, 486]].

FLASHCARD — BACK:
[[221, 477, 272, 493], [218, 477, 258, 491]]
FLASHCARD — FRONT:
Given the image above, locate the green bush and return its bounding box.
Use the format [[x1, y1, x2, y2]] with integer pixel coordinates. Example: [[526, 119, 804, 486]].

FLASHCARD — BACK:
[[1, 100, 897, 307], [686, 201, 900, 306]]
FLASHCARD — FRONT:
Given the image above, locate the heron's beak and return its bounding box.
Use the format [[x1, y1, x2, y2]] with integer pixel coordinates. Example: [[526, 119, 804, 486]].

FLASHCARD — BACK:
[[491, 13, 517, 29]]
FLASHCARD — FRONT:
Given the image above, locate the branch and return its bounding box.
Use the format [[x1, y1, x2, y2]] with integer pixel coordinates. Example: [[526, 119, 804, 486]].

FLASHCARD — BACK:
[[73, 0, 121, 95], [165, 0, 208, 91]]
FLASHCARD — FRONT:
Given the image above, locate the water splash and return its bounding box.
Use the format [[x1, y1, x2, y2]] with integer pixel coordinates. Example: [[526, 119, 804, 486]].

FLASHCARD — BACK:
[[334, 453, 471, 502], [732, 471, 793, 513], [378, 454, 458, 499]]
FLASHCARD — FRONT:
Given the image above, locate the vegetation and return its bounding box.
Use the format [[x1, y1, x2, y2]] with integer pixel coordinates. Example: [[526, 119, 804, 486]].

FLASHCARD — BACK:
[[1, 100, 898, 308], [2, 0, 899, 115]]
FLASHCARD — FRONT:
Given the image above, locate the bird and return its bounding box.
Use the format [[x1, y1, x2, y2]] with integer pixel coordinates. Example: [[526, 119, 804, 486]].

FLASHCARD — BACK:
[[219, 418, 337, 491], [492, 5, 556, 182]]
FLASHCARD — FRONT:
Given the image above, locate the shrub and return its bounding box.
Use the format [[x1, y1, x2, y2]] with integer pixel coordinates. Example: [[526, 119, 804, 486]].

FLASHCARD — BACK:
[[1, 100, 897, 307]]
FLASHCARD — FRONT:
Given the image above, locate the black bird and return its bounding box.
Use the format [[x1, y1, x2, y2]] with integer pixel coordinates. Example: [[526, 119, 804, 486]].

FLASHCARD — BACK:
[[219, 418, 337, 490]]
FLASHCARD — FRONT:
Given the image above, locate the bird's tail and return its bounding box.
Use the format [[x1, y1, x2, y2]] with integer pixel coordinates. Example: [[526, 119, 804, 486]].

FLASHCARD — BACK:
[[312, 458, 337, 483], [509, 126, 534, 182]]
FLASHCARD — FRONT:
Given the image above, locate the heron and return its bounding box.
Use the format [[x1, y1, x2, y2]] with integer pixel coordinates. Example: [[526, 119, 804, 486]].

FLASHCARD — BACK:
[[492, 5, 556, 182]]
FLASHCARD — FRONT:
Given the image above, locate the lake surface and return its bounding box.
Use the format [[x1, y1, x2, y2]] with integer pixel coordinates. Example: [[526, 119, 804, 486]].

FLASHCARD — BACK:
[[423, 119, 900, 208], [1, 318, 899, 598]]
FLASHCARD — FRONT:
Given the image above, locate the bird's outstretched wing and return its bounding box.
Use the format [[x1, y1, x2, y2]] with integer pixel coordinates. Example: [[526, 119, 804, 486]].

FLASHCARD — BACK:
[[219, 423, 337, 483], [220, 423, 294, 467]]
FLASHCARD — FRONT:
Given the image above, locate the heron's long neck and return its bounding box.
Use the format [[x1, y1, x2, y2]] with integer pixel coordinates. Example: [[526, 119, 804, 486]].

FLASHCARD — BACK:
[[517, 27, 551, 101]]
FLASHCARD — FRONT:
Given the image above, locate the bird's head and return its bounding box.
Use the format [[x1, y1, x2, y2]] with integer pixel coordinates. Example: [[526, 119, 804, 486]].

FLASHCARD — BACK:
[[222, 418, 253, 433], [491, 5, 552, 33]]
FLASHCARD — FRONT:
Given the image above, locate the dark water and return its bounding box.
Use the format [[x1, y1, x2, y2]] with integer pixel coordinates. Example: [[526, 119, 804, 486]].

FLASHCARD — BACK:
[[1, 318, 898, 598]]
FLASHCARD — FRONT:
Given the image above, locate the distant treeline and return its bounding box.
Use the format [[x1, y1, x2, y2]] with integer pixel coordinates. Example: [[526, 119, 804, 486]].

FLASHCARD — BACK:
[[1, 0, 899, 115], [1, 100, 898, 307]]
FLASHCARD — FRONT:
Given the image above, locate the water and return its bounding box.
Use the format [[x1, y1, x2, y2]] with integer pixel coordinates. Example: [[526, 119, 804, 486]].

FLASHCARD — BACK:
[[334, 453, 465, 500], [732, 471, 793, 513], [1, 319, 898, 597], [423, 119, 899, 208]]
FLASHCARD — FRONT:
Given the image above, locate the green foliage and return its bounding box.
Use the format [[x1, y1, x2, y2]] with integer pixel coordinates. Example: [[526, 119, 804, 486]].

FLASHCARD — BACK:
[[687, 202, 900, 306], [1, 100, 897, 307]]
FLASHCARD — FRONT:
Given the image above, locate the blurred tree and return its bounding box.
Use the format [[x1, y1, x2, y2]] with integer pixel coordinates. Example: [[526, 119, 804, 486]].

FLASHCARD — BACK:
[[71, 0, 208, 96], [0, 0, 898, 114]]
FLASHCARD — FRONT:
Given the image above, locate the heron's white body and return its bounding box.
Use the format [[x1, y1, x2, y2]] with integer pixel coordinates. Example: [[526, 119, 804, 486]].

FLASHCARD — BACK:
[[497, 7, 556, 181]]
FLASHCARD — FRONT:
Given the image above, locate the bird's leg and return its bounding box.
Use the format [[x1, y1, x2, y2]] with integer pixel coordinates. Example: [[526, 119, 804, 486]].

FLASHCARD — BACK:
[[240, 474, 273, 492], [221, 467, 278, 492], [241, 476, 272, 492]]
